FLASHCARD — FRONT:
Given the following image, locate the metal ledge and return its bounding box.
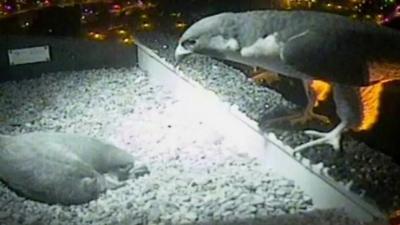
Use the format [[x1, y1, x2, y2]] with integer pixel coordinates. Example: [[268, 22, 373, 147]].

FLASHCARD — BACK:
[[135, 42, 385, 223]]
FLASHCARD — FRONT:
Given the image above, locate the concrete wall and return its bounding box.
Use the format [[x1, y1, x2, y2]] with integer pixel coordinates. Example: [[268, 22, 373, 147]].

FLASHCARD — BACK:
[[0, 35, 137, 82]]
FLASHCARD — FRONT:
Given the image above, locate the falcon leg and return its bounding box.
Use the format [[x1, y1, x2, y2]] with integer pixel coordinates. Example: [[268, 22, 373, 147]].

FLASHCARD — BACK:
[[293, 121, 347, 152], [300, 80, 331, 124], [286, 96, 330, 125], [266, 108, 328, 126], [265, 79, 330, 126]]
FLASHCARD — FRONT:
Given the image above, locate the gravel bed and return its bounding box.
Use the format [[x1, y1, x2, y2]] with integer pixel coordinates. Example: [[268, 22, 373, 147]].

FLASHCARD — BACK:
[[135, 30, 400, 212], [0, 67, 321, 225]]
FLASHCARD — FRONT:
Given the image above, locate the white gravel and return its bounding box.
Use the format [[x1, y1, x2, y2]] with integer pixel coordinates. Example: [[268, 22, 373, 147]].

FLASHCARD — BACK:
[[0, 67, 367, 225]]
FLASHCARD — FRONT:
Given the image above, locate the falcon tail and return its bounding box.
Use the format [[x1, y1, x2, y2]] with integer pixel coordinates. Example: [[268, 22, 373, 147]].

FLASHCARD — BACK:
[[354, 61, 400, 131], [355, 81, 385, 131]]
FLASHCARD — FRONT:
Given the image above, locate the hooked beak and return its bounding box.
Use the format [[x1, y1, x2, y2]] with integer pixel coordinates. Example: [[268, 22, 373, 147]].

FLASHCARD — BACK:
[[129, 165, 149, 179], [174, 43, 192, 67]]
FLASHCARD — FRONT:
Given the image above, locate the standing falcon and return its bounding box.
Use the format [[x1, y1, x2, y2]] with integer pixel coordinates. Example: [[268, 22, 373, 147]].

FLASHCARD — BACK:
[[175, 10, 400, 152]]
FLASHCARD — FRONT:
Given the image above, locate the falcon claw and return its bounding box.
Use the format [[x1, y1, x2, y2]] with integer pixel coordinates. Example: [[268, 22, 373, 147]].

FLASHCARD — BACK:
[[294, 133, 340, 152], [293, 122, 347, 153], [309, 113, 331, 125], [304, 130, 328, 137]]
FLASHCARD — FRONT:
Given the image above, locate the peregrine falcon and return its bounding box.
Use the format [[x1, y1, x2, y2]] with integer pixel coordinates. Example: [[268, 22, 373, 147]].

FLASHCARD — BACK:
[[0, 132, 148, 205], [175, 10, 400, 152]]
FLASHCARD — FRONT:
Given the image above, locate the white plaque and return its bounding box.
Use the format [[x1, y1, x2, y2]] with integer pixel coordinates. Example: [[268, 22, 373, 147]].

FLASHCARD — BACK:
[[8, 46, 51, 66]]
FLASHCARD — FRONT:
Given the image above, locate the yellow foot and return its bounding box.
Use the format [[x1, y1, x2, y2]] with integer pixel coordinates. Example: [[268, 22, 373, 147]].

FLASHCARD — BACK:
[[251, 71, 280, 86], [291, 110, 330, 125], [266, 110, 330, 127]]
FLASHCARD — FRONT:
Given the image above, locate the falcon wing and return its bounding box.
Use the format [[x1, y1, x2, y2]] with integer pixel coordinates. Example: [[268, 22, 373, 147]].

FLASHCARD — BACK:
[[279, 27, 371, 86]]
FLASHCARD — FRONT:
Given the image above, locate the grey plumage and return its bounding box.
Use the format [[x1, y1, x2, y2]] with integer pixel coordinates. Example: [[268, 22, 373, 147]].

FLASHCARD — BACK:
[[0, 132, 145, 205], [178, 10, 400, 85]]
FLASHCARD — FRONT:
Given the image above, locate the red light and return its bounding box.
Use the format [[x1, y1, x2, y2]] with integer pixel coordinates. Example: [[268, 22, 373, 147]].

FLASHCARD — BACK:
[[112, 4, 121, 9], [138, 0, 144, 7]]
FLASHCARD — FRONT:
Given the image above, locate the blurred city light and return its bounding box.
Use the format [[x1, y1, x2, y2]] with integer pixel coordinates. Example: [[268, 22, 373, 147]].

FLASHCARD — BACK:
[[175, 21, 187, 29], [88, 31, 106, 41]]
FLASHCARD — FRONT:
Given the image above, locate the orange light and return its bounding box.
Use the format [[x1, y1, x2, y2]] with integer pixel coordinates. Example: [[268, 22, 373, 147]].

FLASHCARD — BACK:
[[140, 22, 153, 30], [310, 80, 332, 107], [355, 81, 384, 131], [175, 21, 187, 29], [117, 29, 127, 35], [122, 37, 134, 45], [390, 210, 400, 225], [88, 32, 106, 41]]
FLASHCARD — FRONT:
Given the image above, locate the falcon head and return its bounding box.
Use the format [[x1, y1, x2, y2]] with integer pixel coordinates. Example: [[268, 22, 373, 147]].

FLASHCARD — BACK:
[[175, 12, 243, 64]]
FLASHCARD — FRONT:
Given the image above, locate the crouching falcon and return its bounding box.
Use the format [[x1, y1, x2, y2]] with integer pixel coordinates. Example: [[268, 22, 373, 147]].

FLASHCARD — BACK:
[[175, 10, 400, 152]]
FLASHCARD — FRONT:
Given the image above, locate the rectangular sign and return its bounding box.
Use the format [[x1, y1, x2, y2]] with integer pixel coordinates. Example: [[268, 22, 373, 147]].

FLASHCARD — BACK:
[[8, 46, 51, 66]]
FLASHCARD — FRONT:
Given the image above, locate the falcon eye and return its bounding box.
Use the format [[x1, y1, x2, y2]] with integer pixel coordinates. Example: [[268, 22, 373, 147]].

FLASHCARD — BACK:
[[182, 39, 197, 48], [119, 163, 133, 172], [262, 33, 270, 38]]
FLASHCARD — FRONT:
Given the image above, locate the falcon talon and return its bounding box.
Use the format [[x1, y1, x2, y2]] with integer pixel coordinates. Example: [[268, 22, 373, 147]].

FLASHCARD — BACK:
[[304, 130, 329, 137], [307, 112, 331, 125], [296, 135, 338, 152], [294, 122, 347, 152]]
